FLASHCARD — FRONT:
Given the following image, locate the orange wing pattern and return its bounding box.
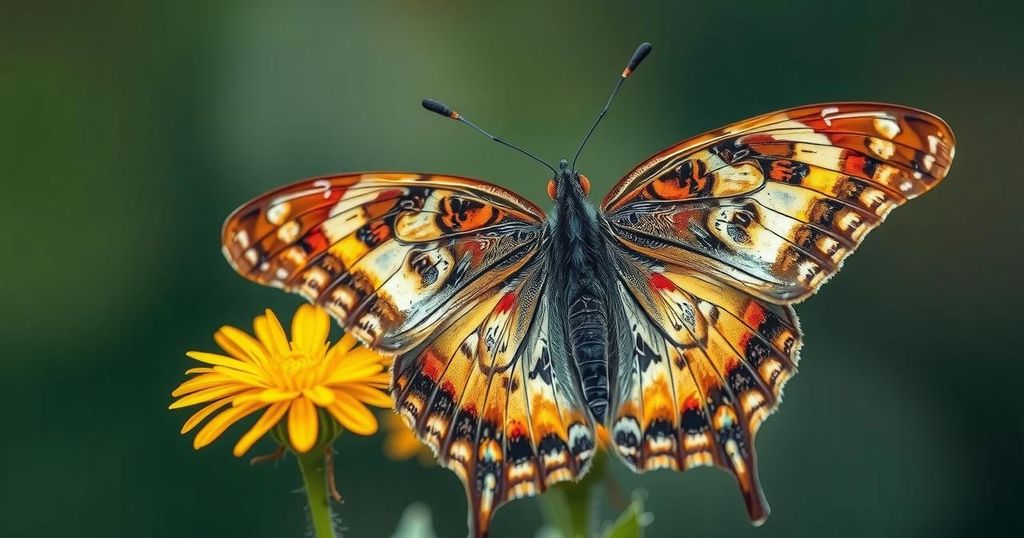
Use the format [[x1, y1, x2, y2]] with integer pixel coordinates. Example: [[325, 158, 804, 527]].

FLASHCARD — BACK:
[[392, 255, 595, 537], [602, 103, 955, 303], [222, 173, 545, 352], [607, 246, 800, 523]]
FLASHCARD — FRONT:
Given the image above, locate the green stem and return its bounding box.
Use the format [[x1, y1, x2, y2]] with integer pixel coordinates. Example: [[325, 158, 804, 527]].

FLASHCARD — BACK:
[[297, 449, 335, 538]]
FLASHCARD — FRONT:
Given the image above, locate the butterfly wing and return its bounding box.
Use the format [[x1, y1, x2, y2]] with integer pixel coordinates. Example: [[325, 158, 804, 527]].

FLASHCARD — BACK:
[[392, 249, 595, 537], [602, 103, 955, 303], [600, 103, 953, 522], [606, 245, 800, 523], [223, 173, 594, 536], [222, 173, 545, 352]]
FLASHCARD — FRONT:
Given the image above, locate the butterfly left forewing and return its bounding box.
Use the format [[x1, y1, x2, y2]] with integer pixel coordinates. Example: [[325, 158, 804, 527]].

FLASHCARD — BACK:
[[606, 244, 801, 523], [601, 103, 955, 303], [392, 255, 595, 537], [222, 173, 545, 351]]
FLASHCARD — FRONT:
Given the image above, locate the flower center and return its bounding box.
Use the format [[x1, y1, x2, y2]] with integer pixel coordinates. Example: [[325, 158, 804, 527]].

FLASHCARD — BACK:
[[278, 351, 322, 375]]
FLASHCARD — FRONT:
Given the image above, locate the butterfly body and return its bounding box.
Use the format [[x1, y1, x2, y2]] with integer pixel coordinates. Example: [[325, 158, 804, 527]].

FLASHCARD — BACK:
[[548, 159, 617, 423], [222, 101, 954, 537]]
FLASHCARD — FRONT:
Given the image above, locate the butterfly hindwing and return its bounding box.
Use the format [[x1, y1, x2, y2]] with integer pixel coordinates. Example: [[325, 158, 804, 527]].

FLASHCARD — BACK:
[[602, 103, 955, 303], [606, 244, 801, 523], [222, 173, 545, 351], [392, 254, 595, 537]]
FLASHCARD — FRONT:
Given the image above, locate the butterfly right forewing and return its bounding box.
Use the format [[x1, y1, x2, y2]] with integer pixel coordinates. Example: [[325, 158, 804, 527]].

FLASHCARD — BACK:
[[602, 103, 955, 303]]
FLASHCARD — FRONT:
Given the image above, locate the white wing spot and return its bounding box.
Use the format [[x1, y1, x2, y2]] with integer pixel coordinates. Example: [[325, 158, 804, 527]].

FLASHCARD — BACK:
[[313, 179, 333, 200], [922, 155, 935, 171], [873, 117, 902, 139], [233, 229, 250, 248], [266, 202, 291, 225], [820, 106, 840, 126], [277, 220, 301, 243]]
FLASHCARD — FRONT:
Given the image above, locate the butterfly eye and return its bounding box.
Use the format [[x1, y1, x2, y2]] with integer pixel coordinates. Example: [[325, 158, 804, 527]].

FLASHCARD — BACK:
[[547, 179, 557, 200], [579, 174, 591, 195]]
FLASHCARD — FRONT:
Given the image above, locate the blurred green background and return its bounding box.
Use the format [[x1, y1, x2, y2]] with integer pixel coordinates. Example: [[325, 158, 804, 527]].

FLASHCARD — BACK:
[[2, 0, 1022, 536]]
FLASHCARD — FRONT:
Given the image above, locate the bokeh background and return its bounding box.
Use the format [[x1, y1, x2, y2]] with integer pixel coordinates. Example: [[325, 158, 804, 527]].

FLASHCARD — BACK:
[[3, 1, 1022, 536]]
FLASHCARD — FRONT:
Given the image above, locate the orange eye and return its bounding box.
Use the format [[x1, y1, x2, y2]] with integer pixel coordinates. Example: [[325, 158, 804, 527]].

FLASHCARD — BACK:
[[547, 179, 557, 200], [579, 174, 591, 195]]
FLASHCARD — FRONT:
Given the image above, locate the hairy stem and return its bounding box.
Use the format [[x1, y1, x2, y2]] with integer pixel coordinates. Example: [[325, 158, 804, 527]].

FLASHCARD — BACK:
[[297, 449, 335, 538]]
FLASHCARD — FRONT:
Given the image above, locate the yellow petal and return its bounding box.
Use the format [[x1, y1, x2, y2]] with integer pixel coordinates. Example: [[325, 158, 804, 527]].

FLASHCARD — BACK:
[[210, 365, 269, 388], [339, 384, 393, 408], [337, 332, 358, 353], [171, 373, 232, 397], [292, 305, 329, 356], [185, 351, 261, 375], [325, 363, 384, 386], [169, 384, 248, 409], [287, 397, 319, 453], [326, 392, 378, 436], [180, 397, 233, 434], [193, 402, 263, 449], [232, 401, 290, 456], [254, 309, 289, 357], [363, 372, 391, 385], [215, 325, 269, 365], [213, 325, 249, 361], [258, 387, 301, 403], [233, 388, 298, 406], [329, 344, 384, 365], [344, 346, 390, 365], [300, 385, 334, 406]]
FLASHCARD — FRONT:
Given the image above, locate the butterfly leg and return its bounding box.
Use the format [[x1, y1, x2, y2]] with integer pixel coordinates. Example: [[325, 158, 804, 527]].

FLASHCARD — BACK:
[[248, 445, 285, 466], [325, 447, 342, 502]]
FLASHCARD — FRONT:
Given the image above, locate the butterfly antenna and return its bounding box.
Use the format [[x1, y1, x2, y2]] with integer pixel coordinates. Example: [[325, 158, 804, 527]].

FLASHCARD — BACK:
[[421, 99, 557, 176], [571, 42, 653, 169]]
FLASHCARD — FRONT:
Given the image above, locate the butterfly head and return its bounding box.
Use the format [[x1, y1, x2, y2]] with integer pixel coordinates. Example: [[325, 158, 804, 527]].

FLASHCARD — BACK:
[[547, 159, 591, 200]]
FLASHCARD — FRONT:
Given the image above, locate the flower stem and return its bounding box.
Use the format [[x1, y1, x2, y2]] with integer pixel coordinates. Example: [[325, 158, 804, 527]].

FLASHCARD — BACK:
[[297, 449, 336, 538]]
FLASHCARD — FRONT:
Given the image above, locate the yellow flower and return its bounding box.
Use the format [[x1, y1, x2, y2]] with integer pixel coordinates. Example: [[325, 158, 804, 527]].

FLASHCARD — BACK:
[[382, 412, 434, 465], [170, 304, 393, 456]]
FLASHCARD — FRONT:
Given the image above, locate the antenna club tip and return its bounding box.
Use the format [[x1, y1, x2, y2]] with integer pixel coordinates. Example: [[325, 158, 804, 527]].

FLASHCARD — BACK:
[[422, 98, 459, 120], [623, 42, 653, 78]]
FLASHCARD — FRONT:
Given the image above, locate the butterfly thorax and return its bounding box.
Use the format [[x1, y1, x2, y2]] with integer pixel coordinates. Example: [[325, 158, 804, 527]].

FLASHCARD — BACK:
[[548, 167, 616, 422]]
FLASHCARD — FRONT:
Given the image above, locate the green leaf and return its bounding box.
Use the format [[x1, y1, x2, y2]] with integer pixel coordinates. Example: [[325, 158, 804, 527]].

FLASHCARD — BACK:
[[390, 503, 438, 538], [537, 487, 574, 538], [600, 491, 652, 538]]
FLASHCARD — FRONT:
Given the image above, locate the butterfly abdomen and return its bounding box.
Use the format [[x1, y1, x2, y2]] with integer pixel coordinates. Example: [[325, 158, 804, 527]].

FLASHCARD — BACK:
[[567, 280, 610, 422]]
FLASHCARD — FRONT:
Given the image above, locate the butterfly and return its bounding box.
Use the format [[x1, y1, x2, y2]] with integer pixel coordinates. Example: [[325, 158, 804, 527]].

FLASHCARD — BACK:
[[220, 43, 955, 537]]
